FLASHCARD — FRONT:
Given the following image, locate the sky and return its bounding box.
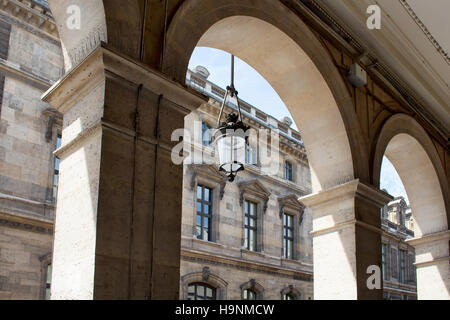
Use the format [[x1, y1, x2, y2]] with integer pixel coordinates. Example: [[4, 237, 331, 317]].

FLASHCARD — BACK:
[[188, 47, 298, 131], [189, 47, 409, 204]]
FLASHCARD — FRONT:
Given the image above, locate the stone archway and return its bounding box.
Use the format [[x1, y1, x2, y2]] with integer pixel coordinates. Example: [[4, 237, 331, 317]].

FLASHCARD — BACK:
[[43, 0, 414, 300], [373, 114, 450, 299], [163, 0, 370, 191], [163, 0, 392, 300]]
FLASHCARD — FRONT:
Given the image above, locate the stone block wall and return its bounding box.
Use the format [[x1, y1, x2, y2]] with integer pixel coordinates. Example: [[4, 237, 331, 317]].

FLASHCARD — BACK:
[[0, 224, 52, 299], [0, 5, 63, 299]]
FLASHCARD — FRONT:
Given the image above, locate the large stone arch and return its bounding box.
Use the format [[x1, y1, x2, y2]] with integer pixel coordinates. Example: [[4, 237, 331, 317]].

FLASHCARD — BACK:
[[163, 0, 369, 192], [372, 113, 450, 299], [47, 0, 144, 70]]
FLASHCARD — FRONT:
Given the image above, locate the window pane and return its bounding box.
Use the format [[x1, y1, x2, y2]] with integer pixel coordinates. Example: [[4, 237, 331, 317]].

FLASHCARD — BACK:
[[46, 264, 52, 284], [196, 215, 202, 227], [204, 204, 209, 214], [204, 188, 210, 201], [197, 186, 202, 199]]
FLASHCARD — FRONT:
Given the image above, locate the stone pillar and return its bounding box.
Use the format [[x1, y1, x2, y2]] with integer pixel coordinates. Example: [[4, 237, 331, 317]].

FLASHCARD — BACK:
[[301, 179, 392, 300], [43, 44, 205, 299], [407, 230, 450, 300]]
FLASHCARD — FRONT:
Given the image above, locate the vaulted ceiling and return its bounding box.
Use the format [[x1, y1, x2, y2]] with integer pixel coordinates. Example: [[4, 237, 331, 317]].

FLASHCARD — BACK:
[[318, 0, 449, 137]]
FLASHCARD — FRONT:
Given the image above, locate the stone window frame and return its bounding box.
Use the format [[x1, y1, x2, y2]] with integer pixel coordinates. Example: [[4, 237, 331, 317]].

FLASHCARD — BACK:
[[278, 195, 305, 261], [201, 121, 213, 146], [43, 109, 62, 206], [381, 241, 389, 281], [239, 180, 271, 253], [189, 165, 227, 243], [280, 285, 301, 300], [391, 247, 398, 279], [399, 248, 407, 284], [180, 267, 228, 300], [240, 279, 264, 300], [284, 160, 293, 182], [39, 252, 52, 300]]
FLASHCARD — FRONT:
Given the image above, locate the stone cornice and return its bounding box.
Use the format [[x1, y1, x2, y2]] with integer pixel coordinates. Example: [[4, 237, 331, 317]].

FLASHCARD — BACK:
[[181, 248, 313, 282], [292, 0, 449, 141], [300, 179, 392, 209], [406, 229, 450, 247], [399, 0, 449, 65], [0, 0, 58, 40], [43, 43, 207, 114], [0, 57, 54, 90]]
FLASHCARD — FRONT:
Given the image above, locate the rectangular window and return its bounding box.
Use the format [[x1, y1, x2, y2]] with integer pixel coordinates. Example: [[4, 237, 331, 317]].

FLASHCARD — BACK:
[[45, 263, 52, 300], [408, 254, 416, 283], [399, 249, 406, 283], [0, 20, 11, 116], [283, 213, 294, 259], [196, 185, 212, 241], [202, 122, 212, 146], [246, 144, 257, 165], [52, 134, 62, 204], [244, 200, 257, 251], [285, 161, 293, 181], [382, 244, 387, 280], [391, 248, 398, 279]]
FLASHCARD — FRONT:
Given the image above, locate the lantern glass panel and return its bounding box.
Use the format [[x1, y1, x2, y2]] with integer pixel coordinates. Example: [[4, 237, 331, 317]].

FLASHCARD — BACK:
[[217, 133, 246, 172]]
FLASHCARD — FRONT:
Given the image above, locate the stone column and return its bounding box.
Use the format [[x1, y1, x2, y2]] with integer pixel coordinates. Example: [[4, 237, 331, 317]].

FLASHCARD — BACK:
[[301, 179, 392, 300], [407, 230, 450, 300], [43, 44, 205, 300]]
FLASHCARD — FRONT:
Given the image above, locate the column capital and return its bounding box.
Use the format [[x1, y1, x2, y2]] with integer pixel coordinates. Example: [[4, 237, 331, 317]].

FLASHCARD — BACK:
[[42, 43, 206, 114], [299, 179, 393, 210]]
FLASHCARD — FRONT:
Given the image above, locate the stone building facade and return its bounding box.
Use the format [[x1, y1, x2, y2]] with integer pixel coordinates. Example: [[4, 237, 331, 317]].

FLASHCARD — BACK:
[[382, 197, 417, 300], [0, 0, 63, 299], [0, 1, 420, 300], [180, 68, 314, 300]]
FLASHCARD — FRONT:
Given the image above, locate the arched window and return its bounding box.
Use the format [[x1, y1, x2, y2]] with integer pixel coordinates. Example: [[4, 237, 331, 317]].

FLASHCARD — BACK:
[[280, 285, 301, 300], [240, 279, 264, 300], [187, 283, 216, 300], [243, 289, 257, 300], [282, 293, 294, 300]]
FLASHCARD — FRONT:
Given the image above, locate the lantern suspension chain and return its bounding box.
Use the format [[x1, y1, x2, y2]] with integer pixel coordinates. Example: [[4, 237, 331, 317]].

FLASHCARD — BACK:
[[216, 55, 244, 127]]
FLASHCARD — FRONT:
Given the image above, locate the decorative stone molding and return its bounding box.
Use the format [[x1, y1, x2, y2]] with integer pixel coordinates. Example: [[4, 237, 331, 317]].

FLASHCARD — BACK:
[[43, 108, 62, 142], [399, 0, 449, 65], [240, 279, 264, 300], [238, 180, 270, 214], [280, 285, 301, 300], [188, 164, 227, 199], [278, 194, 305, 224], [181, 250, 313, 282], [39, 251, 52, 300], [0, 0, 58, 39], [180, 269, 228, 300]]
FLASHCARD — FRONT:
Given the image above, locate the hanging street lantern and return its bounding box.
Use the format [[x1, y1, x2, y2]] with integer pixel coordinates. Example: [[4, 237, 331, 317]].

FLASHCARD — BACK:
[[214, 55, 250, 182]]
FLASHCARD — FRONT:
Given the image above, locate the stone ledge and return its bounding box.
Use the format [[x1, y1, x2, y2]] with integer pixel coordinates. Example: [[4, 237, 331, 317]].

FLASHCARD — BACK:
[[181, 248, 313, 282], [406, 229, 450, 246]]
